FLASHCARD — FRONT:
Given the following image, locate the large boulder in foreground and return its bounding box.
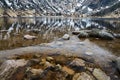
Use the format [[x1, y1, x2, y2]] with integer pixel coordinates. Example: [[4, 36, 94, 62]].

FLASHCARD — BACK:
[[116, 57, 120, 71], [0, 59, 27, 80]]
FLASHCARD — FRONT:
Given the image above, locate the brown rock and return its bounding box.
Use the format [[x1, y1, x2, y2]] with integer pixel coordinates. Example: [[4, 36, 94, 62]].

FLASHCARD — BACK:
[[62, 66, 75, 75], [30, 68, 43, 76], [0, 59, 27, 80], [44, 61, 53, 68], [46, 57, 54, 61], [26, 68, 43, 80], [69, 58, 85, 67]]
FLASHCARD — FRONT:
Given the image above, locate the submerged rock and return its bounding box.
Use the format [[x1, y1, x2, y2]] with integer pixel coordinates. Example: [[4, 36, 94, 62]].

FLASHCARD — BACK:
[[93, 68, 111, 80], [62, 34, 70, 40], [85, 51, 94, 56]]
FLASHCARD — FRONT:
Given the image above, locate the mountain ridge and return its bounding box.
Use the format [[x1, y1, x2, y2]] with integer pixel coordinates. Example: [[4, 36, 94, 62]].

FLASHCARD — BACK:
[[0, 0, 120, 17]]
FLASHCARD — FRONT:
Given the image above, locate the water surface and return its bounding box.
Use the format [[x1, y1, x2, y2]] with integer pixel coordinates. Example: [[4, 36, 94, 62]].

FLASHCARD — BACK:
[[0, 17, 120, 55]]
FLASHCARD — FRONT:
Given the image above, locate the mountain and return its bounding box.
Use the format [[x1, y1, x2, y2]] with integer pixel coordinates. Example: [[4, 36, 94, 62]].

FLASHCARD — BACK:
[[0, 0, 120, 17]]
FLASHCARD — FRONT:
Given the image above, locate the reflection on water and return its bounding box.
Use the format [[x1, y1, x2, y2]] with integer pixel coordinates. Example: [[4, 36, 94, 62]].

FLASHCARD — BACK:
[[0, 17, 120, 55]]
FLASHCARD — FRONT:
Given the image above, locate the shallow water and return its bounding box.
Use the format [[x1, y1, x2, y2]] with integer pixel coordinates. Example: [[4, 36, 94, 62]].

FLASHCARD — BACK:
[[0, 17, 120, 56]]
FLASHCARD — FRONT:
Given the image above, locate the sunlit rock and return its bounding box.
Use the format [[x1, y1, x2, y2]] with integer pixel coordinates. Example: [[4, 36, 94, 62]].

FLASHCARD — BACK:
[[62, 34, 70, 40], [25, 67, 43, 80], [24, 34, 37, 40], [73, 72, 94, 80], [93, 68, 111, 80], [0, 59, 27, 80], [69, 58, 85, 67]]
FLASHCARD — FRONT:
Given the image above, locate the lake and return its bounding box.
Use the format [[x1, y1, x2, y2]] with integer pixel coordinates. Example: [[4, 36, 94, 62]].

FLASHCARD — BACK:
[[0, 17, 120, 56]]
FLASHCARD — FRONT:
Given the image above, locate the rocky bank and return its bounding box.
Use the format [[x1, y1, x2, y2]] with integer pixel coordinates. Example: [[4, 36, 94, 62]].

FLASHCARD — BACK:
[[0, 35, 120, 80]]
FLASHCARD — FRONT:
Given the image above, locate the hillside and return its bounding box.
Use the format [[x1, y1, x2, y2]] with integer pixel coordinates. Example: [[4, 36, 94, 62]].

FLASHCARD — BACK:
[[0, 0, 120, 17]]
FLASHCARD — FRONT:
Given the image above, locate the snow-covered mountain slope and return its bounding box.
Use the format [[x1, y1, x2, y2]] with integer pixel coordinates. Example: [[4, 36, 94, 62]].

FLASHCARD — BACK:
[[0, 0, 120, 17]]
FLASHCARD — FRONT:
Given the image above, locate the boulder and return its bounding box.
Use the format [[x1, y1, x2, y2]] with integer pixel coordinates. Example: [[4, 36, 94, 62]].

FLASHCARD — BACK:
[[73, 72, 94, 80], [0, 59, 27, 80], [116, 57, 120, 71], [98, 30, 114, 40], [89, 29, 115, 40], [62, 34, 70, 40], [114, 33, 120, 38], [69, 58, 85, 67], [93, 68, 111, 80], [78, 31, 89, 38], [89, 29, 100, 37], [62, 66, 75, 75], [26, 68, 43, 79]]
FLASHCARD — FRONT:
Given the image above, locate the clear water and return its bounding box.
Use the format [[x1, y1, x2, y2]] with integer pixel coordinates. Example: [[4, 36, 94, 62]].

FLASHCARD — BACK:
[[0, 17, 120, 55]]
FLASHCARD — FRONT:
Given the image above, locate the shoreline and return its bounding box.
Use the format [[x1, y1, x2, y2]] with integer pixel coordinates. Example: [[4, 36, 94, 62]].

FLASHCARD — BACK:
[[0, 35, 119, 80]]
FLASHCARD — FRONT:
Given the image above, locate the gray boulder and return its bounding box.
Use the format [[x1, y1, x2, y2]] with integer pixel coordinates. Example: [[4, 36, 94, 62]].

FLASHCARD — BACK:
[[98, 30, 115, 40], [116, 57, 120, 71], [89, 29, 115, 40], [93, 68, 111, 80], [114, 33, 120, 38], [78, 31, 89, 38]]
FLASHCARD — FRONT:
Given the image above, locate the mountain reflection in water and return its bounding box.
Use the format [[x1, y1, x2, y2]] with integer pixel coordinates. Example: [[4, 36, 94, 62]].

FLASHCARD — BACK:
[[0, 17, 120, 55]]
